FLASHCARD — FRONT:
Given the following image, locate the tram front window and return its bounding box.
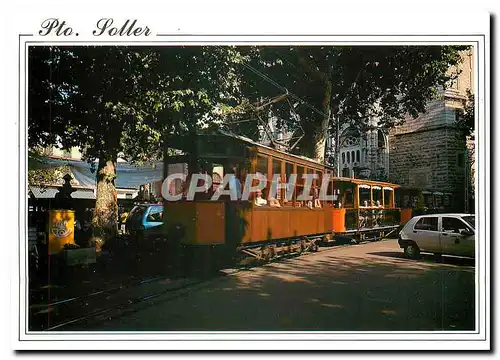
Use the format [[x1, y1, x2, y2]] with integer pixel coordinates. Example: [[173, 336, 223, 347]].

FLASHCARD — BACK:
[[384, 189, 393, 208], [342, 188, 354, 208]]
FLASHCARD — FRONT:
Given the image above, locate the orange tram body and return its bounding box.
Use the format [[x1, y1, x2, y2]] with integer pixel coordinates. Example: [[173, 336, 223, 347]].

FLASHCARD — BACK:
[[163, 132, 403, 268]]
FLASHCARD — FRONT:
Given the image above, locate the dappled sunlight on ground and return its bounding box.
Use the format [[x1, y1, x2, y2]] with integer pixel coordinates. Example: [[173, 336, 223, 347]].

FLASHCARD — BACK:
[[90, 239, 475, 332]]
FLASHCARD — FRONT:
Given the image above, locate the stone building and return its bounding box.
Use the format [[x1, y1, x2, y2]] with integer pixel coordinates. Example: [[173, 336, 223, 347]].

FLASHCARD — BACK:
[[328, 49, 474, 212], [333, 118, 389, 181], [388, 49, 474, 212]]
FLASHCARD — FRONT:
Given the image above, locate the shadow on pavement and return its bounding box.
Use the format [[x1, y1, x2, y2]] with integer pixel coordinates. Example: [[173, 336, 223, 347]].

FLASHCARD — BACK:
[[82, 240, 476, 333], [368, 251, 475, 267]]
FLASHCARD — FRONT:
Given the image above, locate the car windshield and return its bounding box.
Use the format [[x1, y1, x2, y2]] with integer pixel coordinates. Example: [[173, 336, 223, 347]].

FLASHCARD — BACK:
[[462, 215, 475, 229]]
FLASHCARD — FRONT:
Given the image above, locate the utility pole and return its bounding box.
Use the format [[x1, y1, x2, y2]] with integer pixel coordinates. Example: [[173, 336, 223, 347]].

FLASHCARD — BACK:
[[335, 113, 340, 177], [464, 147, 469, 213]]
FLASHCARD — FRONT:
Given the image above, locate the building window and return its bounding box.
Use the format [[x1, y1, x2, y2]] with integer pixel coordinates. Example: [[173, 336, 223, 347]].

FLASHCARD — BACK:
[[347, 152, 350, 163], [342, 152, 345, 164], [356, 150, 360, 163], [351, 151, 355, 163]]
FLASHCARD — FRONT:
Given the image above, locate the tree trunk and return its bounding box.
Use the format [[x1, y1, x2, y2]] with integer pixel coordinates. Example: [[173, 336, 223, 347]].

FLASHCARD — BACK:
[[91, 155, 118, 251], [313, 79, 332, 164]]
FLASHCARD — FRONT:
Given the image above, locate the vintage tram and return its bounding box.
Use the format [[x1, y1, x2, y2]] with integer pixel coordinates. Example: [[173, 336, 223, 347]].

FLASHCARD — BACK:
[[395, 186, 456, 225], [162, 131, 402, 270]]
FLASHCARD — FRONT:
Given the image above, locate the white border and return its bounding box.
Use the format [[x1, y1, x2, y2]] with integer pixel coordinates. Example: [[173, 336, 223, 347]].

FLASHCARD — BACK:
[[4, 4, 490, 351]]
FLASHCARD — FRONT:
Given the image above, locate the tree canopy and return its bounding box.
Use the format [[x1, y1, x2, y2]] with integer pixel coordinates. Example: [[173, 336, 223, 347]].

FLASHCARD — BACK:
[[29, 46, 241, 163], [29, 46, 242, 246], [227, 45, 468, 163], [455, 89, 475, 140], [28, 44, 469, 246]]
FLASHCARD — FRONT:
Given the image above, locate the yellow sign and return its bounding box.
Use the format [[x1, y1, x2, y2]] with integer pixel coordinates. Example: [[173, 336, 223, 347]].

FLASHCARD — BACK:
[[47, 210, 75, 254]]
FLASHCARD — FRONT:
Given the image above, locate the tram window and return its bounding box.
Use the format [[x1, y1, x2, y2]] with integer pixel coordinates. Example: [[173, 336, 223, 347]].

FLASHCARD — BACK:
[[425, 194, 433, 207], [435, 196, 443, 208], [256, 155, 269, 197], [284, 162, 294, 205], [256, 155, 268, 175], [212, 164, 223, 192], [316, 170, 323, 188], [372, 187, 382, 207], [384, 189, 393, 208], [272, 159, 282, 177], [443, 195, 450, 207], [285, 163, 293, 179], [343, 188, 354, 208], [296, 166, 304, 205], [359, 186, 371, 207], [297, 166, 304, 185], [332, 185, 341, 206], [272, 159, 282, 201], [166, 162, 188, 196], [403, 194, 410, 208]]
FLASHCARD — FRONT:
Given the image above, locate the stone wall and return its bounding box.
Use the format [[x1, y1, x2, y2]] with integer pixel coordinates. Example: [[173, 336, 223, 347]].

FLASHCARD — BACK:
[[388, 102, 468, 210], [387, 49, 473, 211]]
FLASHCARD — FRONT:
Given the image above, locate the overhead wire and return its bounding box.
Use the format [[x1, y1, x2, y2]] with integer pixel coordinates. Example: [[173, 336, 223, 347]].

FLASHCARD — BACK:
[[240, 61, 330, 119]]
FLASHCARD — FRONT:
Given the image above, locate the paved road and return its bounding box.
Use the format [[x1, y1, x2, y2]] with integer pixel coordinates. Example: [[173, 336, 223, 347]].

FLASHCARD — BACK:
[[84, 239, 475, 331]]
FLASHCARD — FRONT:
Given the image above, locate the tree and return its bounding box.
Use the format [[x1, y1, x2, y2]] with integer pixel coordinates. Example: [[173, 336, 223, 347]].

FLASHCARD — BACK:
[[456, 89, 475, 139], [231, 46, 468, 164], [28, 46, 241, 249]]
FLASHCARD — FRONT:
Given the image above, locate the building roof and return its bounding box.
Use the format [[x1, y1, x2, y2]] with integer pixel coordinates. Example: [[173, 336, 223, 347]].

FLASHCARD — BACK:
[[29, 155, 163, 189], [29, 185, 96, 200]]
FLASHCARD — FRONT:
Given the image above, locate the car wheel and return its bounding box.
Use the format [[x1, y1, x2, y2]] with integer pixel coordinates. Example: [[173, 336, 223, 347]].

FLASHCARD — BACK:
[[404, 243, 420, 259]]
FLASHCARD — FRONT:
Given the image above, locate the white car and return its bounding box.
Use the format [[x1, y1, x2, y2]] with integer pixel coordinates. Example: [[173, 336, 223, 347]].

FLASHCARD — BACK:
[[398, 213, 475, 259]]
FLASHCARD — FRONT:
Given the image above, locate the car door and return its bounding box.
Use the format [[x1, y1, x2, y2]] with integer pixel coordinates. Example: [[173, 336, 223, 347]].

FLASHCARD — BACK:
[[440, 216, 475, 257], [412, 216, 440, 253]]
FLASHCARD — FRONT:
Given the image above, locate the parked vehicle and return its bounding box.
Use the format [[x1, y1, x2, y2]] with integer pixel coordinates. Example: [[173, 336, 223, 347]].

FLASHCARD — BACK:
[[398, 213, 475, 259], [125, 204, 164, 247]]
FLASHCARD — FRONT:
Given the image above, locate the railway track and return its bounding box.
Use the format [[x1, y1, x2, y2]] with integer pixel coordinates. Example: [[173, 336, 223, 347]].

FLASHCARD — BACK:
[[29, 273, 202, 331], [30, 238, 392, 331]]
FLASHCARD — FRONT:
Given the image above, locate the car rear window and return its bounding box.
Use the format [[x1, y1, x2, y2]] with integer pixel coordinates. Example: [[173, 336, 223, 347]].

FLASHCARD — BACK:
[[414, 217, 438, 231]]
